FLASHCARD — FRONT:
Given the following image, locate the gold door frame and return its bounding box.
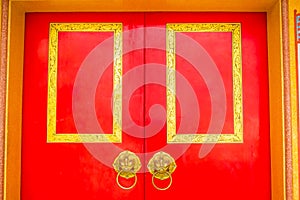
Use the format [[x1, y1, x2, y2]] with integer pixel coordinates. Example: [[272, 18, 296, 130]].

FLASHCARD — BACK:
[[0, 0, 298, 200]]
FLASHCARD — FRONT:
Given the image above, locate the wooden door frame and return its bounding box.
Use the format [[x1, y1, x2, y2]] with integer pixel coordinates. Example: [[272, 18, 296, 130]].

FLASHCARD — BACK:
[[0, 0, 299, 199]]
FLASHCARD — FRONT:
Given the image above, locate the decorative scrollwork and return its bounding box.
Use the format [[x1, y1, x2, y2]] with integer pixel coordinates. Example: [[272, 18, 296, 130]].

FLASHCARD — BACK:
[[47, 23, 123, 143], [166, 23, 243, 143]]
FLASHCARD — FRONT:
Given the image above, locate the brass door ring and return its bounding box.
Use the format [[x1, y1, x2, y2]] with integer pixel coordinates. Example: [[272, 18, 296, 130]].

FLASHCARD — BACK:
[[147, 151, 177, 191], [152, 171, 173, 191], [116, 170, 138, 190], [113, 150, 141, 190]]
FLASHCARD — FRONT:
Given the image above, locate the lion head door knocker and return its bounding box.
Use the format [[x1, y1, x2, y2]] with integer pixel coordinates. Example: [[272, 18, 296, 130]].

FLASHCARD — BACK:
[[147, 151, 177, 190], [113, 150, 141, 190]]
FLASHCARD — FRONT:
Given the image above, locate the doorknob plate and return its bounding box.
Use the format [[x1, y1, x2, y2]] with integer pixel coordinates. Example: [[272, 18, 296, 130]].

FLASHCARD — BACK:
[[113, 150, 141, 179], [147, 151, 177, 180]]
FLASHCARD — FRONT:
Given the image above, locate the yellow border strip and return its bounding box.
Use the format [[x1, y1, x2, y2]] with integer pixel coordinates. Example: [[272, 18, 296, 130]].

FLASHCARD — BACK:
[[166, 23, 243, 143], [288, 1, 300, 199], [3, 0, 11, 199], [47, 23, 123, 143], [267, 1, 286, 199]]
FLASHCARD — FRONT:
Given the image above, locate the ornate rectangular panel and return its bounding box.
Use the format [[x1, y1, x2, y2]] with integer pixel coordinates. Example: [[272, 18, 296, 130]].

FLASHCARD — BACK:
[[166, 23, 243, 143], [47, 23, 123, 143]]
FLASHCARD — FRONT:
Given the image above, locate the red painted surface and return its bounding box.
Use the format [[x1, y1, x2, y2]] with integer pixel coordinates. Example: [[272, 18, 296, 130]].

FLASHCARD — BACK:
[[144, 12, 270, 200], [22, 12, 270, 200], [22, 13, 145, 200]]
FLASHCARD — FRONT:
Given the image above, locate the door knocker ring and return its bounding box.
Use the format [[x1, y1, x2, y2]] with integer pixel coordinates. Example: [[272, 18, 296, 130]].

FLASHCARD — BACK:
[[147, 151, 177, 191], [113, 150, 141, 190]]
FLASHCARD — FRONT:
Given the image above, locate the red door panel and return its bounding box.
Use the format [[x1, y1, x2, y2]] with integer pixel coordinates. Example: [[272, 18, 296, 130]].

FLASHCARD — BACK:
[[144, 13, 270, 200], [22, 13, 145, 200]]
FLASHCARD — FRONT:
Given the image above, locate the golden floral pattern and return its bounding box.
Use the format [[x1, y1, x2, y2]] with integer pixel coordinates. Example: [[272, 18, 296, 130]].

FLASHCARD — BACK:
[[166, 23, 243, 143], [47, 23, 123, 143]]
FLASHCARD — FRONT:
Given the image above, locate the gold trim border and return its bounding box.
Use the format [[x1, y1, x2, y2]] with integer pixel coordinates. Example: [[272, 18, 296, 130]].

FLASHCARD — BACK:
[[166, 23, 243, 143], [47, 23, 123, 143]]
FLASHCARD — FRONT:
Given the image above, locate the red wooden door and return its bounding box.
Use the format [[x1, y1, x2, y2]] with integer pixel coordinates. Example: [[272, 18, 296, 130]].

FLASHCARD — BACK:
[[144, 13, 270, 200], [22, 12, 270, 200], [22, 13, 146, 200]]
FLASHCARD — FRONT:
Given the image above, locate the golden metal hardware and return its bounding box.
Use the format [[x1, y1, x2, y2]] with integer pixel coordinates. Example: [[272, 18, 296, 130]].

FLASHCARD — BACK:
[[113, 150, 141, 190], [147, 151, 177, 190]]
